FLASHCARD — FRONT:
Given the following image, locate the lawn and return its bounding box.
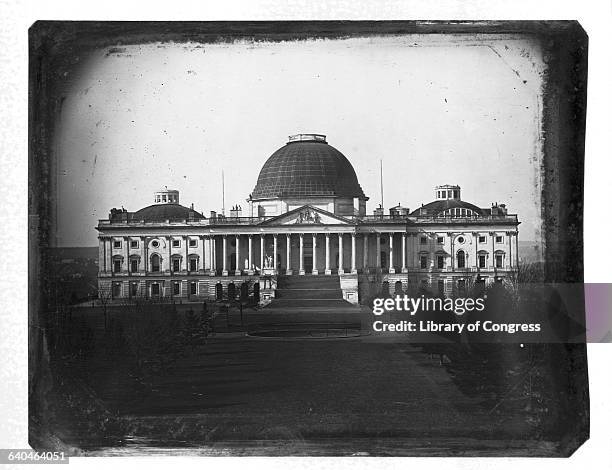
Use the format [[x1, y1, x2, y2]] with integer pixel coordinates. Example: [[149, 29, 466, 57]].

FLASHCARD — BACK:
[[37, 302, 580, 456]]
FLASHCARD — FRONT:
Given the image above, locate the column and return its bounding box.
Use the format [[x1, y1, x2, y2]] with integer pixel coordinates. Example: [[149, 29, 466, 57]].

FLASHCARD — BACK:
[[312, 233, 318, 275], [388, 233, 395, 274], [206, 236, 212, 274], [98, 238, 106, 273], [104, 238, 112, 274], [351, 233, 357, 274], [286, 234, 293, 275], [209, 236, 216, 276], [166, 236, 172, 273], [376, 233, 381, 271], [222, 235, 228, 276], [514, 231, 519, 268], [299, 233, 305, 275], [247, 235, 254, 274], [212, 236, 217, 272], [338, 233, 344, 274], [184, 236, 188, 272], [450, 234, 455, 271], [124, 236, 129, 273], [260, 234, 265, 271], [507, 232, 512, 269], [401, 233, 407, 273], [363, 234, 369, 274], [235, 235, 241, 276], [325, 233, 331, 275], [473, 232, 479, 272], [141, 236, 147, 273], [273, 234, 278, 274], [199, 236, 206, 273], [413, 233, 418, 268], [490, 232, 495, 269]]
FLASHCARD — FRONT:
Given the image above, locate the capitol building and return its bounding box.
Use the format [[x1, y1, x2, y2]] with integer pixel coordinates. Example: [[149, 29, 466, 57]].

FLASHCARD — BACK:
[[97, 134, 520, 304]]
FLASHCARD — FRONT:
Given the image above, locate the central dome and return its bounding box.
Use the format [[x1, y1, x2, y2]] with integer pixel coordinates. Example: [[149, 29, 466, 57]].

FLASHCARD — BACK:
[[251, 134, 366, 200]]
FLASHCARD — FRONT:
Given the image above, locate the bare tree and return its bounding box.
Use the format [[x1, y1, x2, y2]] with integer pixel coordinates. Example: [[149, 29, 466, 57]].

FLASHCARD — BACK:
[[97, 290, 113, 330]]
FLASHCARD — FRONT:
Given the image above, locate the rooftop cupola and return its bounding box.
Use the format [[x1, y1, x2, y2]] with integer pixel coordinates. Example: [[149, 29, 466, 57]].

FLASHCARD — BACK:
[[154, 188, 180, 204], [435, 185, 461, 201]]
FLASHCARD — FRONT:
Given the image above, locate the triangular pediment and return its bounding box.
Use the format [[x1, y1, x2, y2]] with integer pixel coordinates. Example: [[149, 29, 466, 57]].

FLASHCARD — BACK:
[[260, 205, 353, 226]]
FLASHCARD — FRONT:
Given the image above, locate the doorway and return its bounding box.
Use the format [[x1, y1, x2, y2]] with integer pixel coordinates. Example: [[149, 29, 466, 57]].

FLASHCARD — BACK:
[[304, 255, 313, 273], [151, 283, 160, 297]]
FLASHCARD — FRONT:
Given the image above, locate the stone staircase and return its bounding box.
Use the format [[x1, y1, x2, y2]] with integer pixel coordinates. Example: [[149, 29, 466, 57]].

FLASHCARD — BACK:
[[271, 275, 352, 308]]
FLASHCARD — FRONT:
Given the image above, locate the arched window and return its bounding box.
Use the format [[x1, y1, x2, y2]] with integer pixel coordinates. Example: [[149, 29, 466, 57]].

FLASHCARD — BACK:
[[457, 250, 466, 269], [381, 281, 390, 296], [215, 282, 223, 300], [228, 282, 236, 299], [150, 254, 161, 272], [394, 281, 403, 295]]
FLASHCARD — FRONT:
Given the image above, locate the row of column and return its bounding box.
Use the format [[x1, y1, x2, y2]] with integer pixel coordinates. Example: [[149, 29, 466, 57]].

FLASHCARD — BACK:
[[100, 232, 408, 276], [219, 233, 358, 276], [214, 232, 411, 276], [101, 231, 518, 277]]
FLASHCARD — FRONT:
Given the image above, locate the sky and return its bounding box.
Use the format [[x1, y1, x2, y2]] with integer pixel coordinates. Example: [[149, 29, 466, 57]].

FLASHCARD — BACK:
[[53, 34, 545, 246]]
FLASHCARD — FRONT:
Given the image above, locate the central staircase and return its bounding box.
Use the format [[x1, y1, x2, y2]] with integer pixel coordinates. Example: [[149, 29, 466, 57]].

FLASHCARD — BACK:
[[271, 275, 352, 308]]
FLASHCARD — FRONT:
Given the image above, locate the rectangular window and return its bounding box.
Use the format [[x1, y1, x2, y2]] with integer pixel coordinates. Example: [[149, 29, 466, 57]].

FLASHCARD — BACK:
[[420, 255, 428, 269], [441, 190, 446, 198], [113, 259, 121, 273], [457, 279, 466, 292], [189, 239, 197, 247], [495, 236, 503, 243], [130, 259, 138, 273], [130, 240, 139, 249], [173, 259, 180, 272], [130, 282, 138, 297], [495, 254, 504, 268], [112, 283, 121, 298], [478, 255, 487, 268], [437, 237, 444, 244], [113, 240, 122, 249], [438, 280, 445, 294], [420, 236, 427, 245], [172, 239, 181, 248], [437, 255, 444, 269], [189, 259, 197, 272], [190, 282, 197, 295], [478, 236, 486, 243], [173, 282, 180, 295]]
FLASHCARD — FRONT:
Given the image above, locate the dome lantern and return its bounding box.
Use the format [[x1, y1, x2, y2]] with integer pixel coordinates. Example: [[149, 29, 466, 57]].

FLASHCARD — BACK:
[[154, 188, 180, 204]]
